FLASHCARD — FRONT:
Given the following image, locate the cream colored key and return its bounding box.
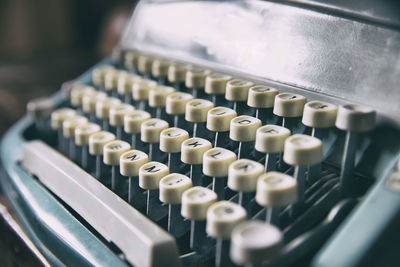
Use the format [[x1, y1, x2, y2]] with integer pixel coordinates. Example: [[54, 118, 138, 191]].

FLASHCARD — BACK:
[[82, 91, 107, 115], [205, 73, 232, 95], [110, 103, 135, 139], [124, 51, 138, 70], [256, 172, 297, 224], [168, 62, 191, 84], [124, 110, 151, 134], [63, 115, 88, 139], [166, 92, 194, 115], [247, 85, 278, 109], [185, 68, 210, 89], [89, 131, 116, 156], [273, 93, 307, 118], [141, 118, 169, 161], [185, 99, 214, 123], [335, 104, 377, 196], [132, 79, 157, 102], [225, 79, 254, 112], [302, 101, 338, 129], [70, 85, 96, 107], [181, 186, 218, 220], [160, 127, 189, 153], [159, 173, 192, 204], [228, 159, 264, 193], [152, 58, 169, 78], [255, 125, 291, 171], [138, 55, 153, 75], [75, 122, 101, 169], [230, 115, 261, 159], [117, 73, 141, 97], [96, 97, 121, 130], [181, 138, 212, 165], [104, 69, 122, 92], [120, 150, 149, 177], [230, 221, 282, 265], [204, 147, 237, 200], [284, 134, 322, 211], [92, 65, 114, 87], [149, 85, 175, 108], [207, 107, 237, 147], [103, 140, 131, 166], [51, 108, 77, 130]]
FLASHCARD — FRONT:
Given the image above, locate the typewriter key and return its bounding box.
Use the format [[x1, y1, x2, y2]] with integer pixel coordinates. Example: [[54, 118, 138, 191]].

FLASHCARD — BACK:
[[141, 118, 169, 161], [225, 79, 254, 114], [160, 127, 189, 173], [63, 115, 88, 161], [185, 99, 214, 137], [207, 106, 237, 148], [95, 97, 121, 131], [148, 85, 175, 120], [230, 115, 261, 159], [75, 122, 101, 170], [166, 92, 193, 128], [124, 110, 151, 151], [89, 131, 116, 180], [205, 73, 232, 106], [109, 103, 135, 139], [247, 85, 278, 124], [185, 68, 210, 99]]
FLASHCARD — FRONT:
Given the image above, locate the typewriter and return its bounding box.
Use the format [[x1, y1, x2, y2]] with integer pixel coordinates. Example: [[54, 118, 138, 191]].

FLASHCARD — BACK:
[[1, 1, 400, 266]]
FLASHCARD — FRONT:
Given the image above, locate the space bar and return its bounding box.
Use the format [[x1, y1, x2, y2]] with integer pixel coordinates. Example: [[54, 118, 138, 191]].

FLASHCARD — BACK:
[[21, 140, 180, 267]]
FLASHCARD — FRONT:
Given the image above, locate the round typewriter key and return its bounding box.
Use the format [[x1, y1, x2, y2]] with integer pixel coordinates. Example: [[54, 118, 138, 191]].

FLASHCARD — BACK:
[[203, 147, 237, 200], [335, 104, 376, 197], [247, 85, 279, 124], [63, 115, 88, 160], [185, 99, 214, 137], [137, 55, 153, 77], [51, 108, 77, 151], [207, 201, 246, 267], [256, 172, 297, 225], [225, 79, 254, 114], [141, 118, 169, 161], [139, 161, 169, 220], [27, 97, 54, 132], [117, 73, 141, 104], [273, 92, 307, 132], [205, 73, 232, 106], [168, 62, 191, 90], [230, 221, 282, 265], [160, 173, 192, 236], [132, 79, 157, 110], [185, 68, 210, 98], [152, 58, 169, 84], [166, 92, 193, 128], [104, 69, 123, 97], [124, 51, 138, 71], [207, 106, 237, 147], [75, 122, 101, 170], [124, 110, 151, 150], [160, 127, 189, 172], [230, 115, 261, 159], [182, 186, 218, 252], [89, 131, 116, 180], [82, 91, 107, 121], [228, 159, 264, 208], [70, 84, 96, 108], [255, 125, 291, 172], [149, 85, 175, 119], [284, 134, 322, 214], [109, 103, 135, 139], [92, 65, 114, 88], [181, 137, 212, 186], [96, 97, 121, 131]]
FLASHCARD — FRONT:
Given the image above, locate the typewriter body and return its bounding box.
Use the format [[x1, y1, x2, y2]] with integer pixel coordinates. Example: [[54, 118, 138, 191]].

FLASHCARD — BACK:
[[1, 1, 400, 266]]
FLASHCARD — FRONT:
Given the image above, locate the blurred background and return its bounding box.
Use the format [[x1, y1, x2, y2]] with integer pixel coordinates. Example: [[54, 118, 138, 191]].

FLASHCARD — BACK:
[[0, 0, 136, 265]]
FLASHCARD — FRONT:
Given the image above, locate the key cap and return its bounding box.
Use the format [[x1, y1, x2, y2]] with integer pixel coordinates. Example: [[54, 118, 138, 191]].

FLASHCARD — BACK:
[[255, 125, 291, 172], [141, 118, 169, 161], [132, 79, 157, 110], [207, 106, 237, 147], [27, 97, 54, 133], [181, 186, 218, 252], [230, 115, 261, 159], [51, 108, 77, 151], [185, 99, 214, 137], [185, 68, 210, 98], [159, 173, 192, 236], [63, 115, 88, 160], [82, 91, 107, 121], [149, 85, 175, 119], [166, 92, 193, 128], [205, 73, 232, 106], [225, 79, 254, 113], [206, 201, 247, 267], [96, 97, 121, 131], [335, 104, 376, 197], [104, 69, 123, 97], [228, 159, 264, 208], [138, 55, 153, 78], [75, 122, 101, 170], [124, 51, 138, 72], [160, 127, 189, 172], [273, 92, 307, 132], [152, 58, 169, 84], [181, 137, 213, 186], [70, 84, 96, 109], [283, 134, 323, 214], [89, 131, 116, 180], [92, 65, 114, 88], [247, 85, 278, 124], [109, 103, 135, 139], [103, 140, 131, 196], [203, 147, 237, 200], [256, 172, 297, 225], [124, 110, 151, 150], [168, 62, 190, 91], [230, 221, 282, 266], [302, 100, 338, 180], [117, 73, 142, 104]]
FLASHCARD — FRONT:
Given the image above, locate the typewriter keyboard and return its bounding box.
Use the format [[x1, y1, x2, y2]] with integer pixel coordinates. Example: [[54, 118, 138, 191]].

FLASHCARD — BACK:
[[22, 51, 381, 267]]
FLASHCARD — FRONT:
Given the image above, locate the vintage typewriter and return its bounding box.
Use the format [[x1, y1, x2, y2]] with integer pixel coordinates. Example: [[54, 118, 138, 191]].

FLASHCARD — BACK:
[[1, 1, 400, 266]]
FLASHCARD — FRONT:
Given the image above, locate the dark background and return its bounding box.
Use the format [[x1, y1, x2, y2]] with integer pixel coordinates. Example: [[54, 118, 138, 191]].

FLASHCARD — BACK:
[[0, 1, 135, 265]]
